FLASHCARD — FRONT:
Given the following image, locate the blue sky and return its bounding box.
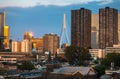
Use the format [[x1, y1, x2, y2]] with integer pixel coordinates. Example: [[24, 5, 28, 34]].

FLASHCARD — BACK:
[[0, 0, 120, 41]]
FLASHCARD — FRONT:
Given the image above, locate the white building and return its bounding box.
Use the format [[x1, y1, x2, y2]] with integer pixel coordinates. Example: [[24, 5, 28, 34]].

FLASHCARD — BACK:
[[89, 49, 105, 59], [105, 44, 120, 54], [12, 41, 21, 52], [21, 39, 32, 53]]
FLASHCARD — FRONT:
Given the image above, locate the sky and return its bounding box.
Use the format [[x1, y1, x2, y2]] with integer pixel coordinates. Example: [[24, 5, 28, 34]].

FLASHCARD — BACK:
[[0, 0, 120, 41]]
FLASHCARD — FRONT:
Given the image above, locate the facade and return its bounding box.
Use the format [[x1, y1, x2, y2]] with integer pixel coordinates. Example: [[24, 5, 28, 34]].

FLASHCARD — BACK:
[[43, 33, 59, 55], [105, 44, 120, 54], [21, 39, 32, 53], [0, 12, 5, 51], [4, 26, 10, 49], [89, 49, 105, 59], [24, 31, 33, 40], [118, 14, 120, 42], [71, 8, 91, 48], [91, 14, 99, 48], [0, 12, 5, 36], [99, 7, 118, 49], [12, 41, 21, 52], [30, 37, 43, 53]]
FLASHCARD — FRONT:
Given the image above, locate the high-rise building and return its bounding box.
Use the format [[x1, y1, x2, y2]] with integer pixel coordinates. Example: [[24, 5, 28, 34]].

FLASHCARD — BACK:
[[21, 39, 32, 53], [12, 41, 21, 52], [0, 12, 5, 36], [0, 12, 5, 51], [99, 7, 118, 49], [91, 14, 99, 48], [118, 14, 120, 42], [4, 25, 10, 49], [43, 33, 59, 55], [71, 8, 91, 48]]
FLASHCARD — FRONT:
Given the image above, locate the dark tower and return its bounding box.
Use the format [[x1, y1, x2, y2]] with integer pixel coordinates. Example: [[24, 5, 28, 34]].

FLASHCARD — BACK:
[[99, 7, 118, 49], [0, 12, 5, 51], [71, 8, 91, 48]]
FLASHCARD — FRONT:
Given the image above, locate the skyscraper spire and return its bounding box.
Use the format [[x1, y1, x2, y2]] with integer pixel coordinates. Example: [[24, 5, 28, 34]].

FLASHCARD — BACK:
[[60, 13, 69, 48]]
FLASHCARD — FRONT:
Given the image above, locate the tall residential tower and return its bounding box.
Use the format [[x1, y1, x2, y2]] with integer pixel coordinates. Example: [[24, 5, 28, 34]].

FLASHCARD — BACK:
[[43, 33, 59, 55], [99, 7, 118, 49], [71, 8, 91, 48]]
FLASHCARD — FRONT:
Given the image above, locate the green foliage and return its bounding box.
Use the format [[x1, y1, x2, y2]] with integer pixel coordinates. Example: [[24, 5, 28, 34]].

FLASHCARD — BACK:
[[65, 46, 91, 66], [17, 61, 35, 70], [101, 53, 120, 67], [93, 65, 105, 78]]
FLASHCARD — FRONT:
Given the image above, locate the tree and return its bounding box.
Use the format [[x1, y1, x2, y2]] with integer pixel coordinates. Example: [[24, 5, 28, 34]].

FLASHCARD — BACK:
[[101, 53, 120, 67], [93, 65, 105, 78], [65, 46, 91, 66], [17, 61, 35, 71]]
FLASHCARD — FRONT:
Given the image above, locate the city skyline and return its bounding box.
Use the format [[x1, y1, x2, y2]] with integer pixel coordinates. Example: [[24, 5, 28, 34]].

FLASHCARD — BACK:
[[0, 0, 120, 41]]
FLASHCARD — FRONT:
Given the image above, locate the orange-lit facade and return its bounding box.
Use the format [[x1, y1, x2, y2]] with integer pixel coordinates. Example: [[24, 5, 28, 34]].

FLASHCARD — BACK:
[[4, 26, 10, 49], [30, 37, 43, 53], [12, 41, 21, 52], [24, 32, 34, 40], [43, 33, 59, 55]]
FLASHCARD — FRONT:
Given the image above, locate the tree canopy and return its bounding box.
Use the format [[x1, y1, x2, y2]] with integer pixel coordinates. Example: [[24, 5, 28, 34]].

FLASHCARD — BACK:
[[18, 61, 35, 71], [101, 53, 120, 67], [93, 65, 105, 78], [65, 46, 91, 66]]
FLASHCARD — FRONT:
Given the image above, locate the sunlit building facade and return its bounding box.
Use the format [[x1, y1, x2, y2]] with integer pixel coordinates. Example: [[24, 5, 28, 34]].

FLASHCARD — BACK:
[[21, 39, 32, 53], [43, 33, 59, 55], [91, 14, 99, 48], [12, 41, 21, 52], [71, 8, 91, 48], [4, 26, 10, 49], [99, 7, 118, 49], [24, 31, 33, 40], [30, 37, 43, 53]]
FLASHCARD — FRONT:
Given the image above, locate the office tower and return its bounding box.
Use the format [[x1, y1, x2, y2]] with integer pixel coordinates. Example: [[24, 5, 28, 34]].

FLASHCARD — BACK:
[[4, 26, 10, 49], [24, 31, 34, 40], [91, 14, 99, 48], [43, 33, 59, 55], [99, 7, 118, 49], [12, 41, 21, 52], [71, 8, 91, 48], [21, 39, 32, 53], [0, 12, 5, 51]]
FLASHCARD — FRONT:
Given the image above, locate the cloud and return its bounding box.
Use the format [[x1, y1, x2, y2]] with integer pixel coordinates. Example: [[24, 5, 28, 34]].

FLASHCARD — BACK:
[[0, 0, 113, 8]]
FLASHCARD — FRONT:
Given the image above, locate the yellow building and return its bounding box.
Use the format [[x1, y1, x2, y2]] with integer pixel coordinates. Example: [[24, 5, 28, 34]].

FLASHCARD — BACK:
[[4, 25, 10, 49]]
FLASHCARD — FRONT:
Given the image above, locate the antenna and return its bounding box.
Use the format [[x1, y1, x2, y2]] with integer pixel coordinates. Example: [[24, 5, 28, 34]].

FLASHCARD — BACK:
[[60, 13, 69, 48]]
